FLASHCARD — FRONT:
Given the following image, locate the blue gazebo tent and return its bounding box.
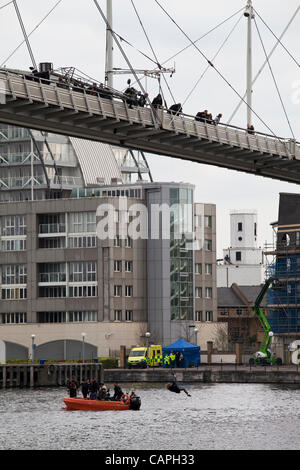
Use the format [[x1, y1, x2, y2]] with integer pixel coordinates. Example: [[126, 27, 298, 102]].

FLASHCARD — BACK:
[[163, 338, 200, 368]]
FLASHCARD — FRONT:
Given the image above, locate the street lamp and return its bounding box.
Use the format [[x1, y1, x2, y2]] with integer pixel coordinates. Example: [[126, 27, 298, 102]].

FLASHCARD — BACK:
[[31, 334, 36, 363], [269, 331, 274, 367], [145, 332, 151, 367], [194, 328, 199, 345], [81, 332, 86, 363]]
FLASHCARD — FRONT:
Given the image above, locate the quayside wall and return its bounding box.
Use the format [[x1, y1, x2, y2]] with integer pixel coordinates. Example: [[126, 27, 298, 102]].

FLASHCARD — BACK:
[[1, 364, 300, 388]]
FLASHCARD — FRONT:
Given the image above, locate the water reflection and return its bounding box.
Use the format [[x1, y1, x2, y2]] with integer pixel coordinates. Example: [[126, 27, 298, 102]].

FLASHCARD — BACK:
[[0, 383, 300, 450]]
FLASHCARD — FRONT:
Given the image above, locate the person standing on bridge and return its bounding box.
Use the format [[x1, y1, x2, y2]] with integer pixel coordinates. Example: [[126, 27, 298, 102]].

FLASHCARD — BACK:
[[214, 113, 222, 125]]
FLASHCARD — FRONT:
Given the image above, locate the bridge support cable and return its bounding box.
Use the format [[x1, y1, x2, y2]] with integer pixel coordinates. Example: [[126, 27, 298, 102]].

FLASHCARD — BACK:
[[0, 0, 13, 10], [227, 5, 300, 125], [254, 17, 295, 140], [130, 0, 176, 106], [93, 0, 161, 129], [182, 12, 244, 110], [154, 0, 293, 155], [11, 1, 63, 191], [160, 6, 245, 67], [254, 8, 300, 69], [1, 0, 64, 67], [12, 0, 37, 70]]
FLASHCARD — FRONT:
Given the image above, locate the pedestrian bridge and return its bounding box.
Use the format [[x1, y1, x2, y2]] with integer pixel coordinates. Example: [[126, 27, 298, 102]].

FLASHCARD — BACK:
[[0, 69, 299, 184]]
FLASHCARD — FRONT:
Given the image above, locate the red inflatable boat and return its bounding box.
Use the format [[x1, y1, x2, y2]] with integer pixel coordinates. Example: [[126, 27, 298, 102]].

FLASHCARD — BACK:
[[63, 395, 141, 411]]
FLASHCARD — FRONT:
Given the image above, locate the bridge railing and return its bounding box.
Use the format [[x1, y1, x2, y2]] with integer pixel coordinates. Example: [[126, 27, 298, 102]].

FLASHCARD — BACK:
[[0, 69, 299, 160]]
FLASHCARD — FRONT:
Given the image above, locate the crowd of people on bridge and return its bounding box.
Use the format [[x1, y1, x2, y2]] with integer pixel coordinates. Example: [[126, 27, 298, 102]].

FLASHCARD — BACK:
[[24, 67, 257, 134]]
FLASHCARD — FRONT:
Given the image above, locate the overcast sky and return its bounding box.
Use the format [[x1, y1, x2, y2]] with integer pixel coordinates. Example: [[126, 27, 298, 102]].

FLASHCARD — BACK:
[[0, 0, 299, 257]]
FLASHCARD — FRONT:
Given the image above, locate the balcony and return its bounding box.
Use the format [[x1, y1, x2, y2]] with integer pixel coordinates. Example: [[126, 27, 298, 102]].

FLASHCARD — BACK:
[[39, 272, 67, 283], [39, 223, 66, 235]]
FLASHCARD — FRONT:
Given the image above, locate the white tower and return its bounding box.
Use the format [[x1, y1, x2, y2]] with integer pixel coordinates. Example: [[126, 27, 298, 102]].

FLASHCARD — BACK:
[[217, 210, 264, 287]]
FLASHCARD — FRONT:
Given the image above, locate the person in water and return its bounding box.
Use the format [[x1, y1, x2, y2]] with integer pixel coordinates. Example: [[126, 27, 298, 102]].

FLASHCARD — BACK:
[[166, 373, 191, 397]]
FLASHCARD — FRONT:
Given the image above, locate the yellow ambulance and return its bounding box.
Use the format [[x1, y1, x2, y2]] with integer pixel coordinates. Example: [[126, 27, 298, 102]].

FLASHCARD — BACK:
[[127, 345, 162, 368]]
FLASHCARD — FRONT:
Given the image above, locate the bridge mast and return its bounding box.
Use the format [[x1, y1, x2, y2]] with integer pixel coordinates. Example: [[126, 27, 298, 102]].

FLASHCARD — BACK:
[[105, 0, 113, 87], [244, 0, 255, 128]]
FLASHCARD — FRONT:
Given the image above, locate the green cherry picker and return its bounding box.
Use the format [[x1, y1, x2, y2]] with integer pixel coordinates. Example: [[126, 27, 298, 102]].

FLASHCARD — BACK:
[[249, 277, 282, 366]]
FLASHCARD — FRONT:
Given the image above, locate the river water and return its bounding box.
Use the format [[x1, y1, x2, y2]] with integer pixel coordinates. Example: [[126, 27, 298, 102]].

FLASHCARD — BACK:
[[0, 382, 300, 450]]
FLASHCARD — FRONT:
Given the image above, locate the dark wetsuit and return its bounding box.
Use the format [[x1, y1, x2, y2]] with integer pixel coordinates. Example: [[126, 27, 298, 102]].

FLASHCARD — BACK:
[[168, 381, 191, 396]]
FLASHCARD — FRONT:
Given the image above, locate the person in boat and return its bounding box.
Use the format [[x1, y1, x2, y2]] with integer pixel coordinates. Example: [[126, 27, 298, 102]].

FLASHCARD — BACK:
[[81, 378, 90, 399], [152, 93, 163, 108], [167, 103, 182, 115], [90, 377, 99, 400], [112, 383, 124, 401], [98, 384, 107, 400], [166, 373, 191, 397], [67, 376, 78, 398]]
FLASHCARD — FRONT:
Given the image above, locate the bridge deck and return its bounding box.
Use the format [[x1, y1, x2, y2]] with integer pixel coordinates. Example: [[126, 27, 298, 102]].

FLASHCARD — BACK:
[[0, 69, 299, 184]]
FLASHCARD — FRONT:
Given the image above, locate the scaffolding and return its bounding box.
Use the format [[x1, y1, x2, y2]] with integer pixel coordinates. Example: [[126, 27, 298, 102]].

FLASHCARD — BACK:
[[264, 225, 300, 334]]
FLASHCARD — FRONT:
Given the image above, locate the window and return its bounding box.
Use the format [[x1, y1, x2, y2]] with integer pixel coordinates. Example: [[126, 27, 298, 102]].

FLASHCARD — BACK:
[[195, 287, 202, 298], [114, 260, 122, 272], [204, 239, 212, 251], [238, 222, 243, 232], [39, 263, 66, 283], [114, 310, 122, 321], [68, 212, 96, 233], [236, 252, 241, 262], [114, 285, 122, 297], [195, 311, 202, 322], [125, 285, 133, 297], [114, 235, 121, 247], [39, 237, 65, 249], [125, 310, 133, 321], [125, 261, 132, 272], [195, 263, 202, 274], [69, 311, 97, 322], [1, 239, 26, 251], [254, 223, 257, 237], [296, 232, 300, 247], [1, 215, 26, 236], [205, 287, 212, 299], [236, 307, 243, 316], [205, 263, 212, 275], [1, 312, 27, 324], [68, 236, 96, 248], [205, 311, 213, 322], [2, 264, 27, 285], [220, 308, 229, 316], [39, 286, 66, 298], [2, 287, 27, 300], [204, 215, 212, 228], [69, 262, 97, 282], [37, 312, 66, 323], [69, 285, 97, 297], [125, 236, 132, 248]]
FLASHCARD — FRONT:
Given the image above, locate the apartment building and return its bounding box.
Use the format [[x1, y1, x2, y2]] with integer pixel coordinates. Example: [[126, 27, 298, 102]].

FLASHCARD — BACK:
[[0, 125, 217, 359]]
